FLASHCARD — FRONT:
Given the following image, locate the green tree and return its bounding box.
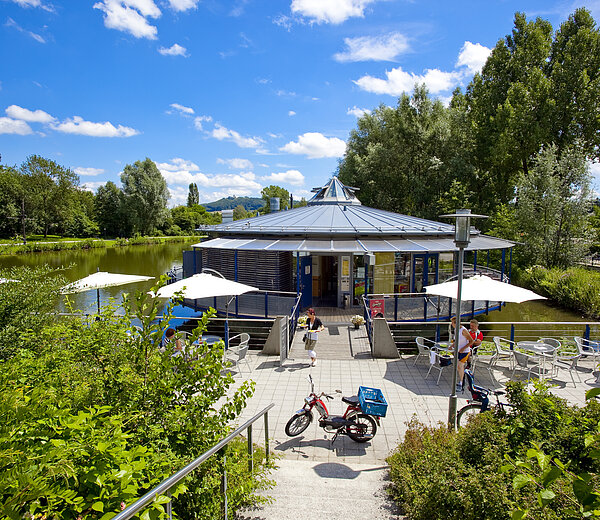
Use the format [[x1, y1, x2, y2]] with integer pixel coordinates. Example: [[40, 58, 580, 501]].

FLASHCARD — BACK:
[[259, 185, 290, 214], [0, 166, 25, 239], [514, 145, 591, 267], [233, 204, 248, 220], [187, 183, 199, 207], [65, 190, 99, 237], [121, 158, 169, 235], [20, 155, 80, 237], [95, 181, 131, 237]]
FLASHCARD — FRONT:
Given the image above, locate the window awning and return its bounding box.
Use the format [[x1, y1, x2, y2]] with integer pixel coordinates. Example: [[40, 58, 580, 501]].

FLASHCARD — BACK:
[[193, 235, 513, 253]]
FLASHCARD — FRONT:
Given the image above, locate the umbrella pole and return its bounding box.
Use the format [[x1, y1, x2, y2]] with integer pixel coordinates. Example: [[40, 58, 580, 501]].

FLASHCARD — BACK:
[[448, 246, 464, 430]]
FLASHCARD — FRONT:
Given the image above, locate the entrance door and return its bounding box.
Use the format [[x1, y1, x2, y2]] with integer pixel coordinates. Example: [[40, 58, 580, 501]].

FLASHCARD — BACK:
[[299, 256, 312, 308], [412, 254, 439, 292]]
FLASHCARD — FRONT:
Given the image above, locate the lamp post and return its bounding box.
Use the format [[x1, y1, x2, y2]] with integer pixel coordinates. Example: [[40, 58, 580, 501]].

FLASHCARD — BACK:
[[440, 209, 487, 429]]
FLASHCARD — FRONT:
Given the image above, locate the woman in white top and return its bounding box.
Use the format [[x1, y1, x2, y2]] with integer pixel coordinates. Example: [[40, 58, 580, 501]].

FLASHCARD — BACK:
[[450, 316, 474, 391]]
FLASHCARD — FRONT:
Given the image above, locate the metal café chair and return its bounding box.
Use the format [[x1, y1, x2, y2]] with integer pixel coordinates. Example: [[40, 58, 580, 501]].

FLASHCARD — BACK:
[[573, 337, 600, 366], [551, 351, 582, 387], [512, 350, 544, 380], [414, 336, 437, 366], [425, 347, 452, 385], [224, 333, 251, 376], [490, 336, 516, 374]]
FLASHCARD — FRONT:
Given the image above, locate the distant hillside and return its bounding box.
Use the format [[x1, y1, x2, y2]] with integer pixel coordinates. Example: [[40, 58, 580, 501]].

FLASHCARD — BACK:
[[202, 196, 265, 211]]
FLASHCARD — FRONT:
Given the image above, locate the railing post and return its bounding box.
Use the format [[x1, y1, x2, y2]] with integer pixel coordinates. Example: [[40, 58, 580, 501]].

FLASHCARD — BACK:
[[585, 324, 591, 341], [247, 424, 254, 473], [510, 324, 515, 343], [166, 492, 172, 520], [221, 449, 228, 520], [394, 295, 398, 322], [264, 411, 270, 461], [264, 293, 268, 318]]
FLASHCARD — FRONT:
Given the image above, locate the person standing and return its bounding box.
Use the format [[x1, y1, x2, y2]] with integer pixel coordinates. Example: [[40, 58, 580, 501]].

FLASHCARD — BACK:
[[450, 316, 474, 391], [305, 308, 324, 367], [467, 319, 483, 370]]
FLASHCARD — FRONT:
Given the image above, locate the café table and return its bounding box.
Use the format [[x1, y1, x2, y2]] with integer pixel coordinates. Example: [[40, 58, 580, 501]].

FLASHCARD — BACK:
[[516, 340, 555, 380]]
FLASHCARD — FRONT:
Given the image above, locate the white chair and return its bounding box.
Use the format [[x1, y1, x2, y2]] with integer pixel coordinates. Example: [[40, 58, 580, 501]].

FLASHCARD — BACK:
[[225, 333, 251, 376], [512, 350, 543, 380], [573, 337, 600, 366], [551, 352, 582, 387], [539, 337, 561, 349], [414, 336, 437, 366], [490, 337, 515, 373], [425, 348, 452, 385]]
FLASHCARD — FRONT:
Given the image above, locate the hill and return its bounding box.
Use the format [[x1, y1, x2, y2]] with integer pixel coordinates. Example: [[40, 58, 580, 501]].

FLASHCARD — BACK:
[[202, 196, 265, 212]]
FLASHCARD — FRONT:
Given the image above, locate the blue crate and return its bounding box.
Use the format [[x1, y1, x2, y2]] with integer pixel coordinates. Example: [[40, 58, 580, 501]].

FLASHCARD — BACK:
[[358, 386, 388, 417]]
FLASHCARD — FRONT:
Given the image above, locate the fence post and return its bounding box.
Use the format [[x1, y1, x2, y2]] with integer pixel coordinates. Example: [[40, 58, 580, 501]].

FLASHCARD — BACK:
[[247, 424, 253, 473], [585, 324, 591, 341], [394, 295, 398, 322], [166, 492, 172, 520], [264, 293, 268, 318], [264, 412, 270, 461], [510, 324, 515, 343], [220, 449, 228, 520]]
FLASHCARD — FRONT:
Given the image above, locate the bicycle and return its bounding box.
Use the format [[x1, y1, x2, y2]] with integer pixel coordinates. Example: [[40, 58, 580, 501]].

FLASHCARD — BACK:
[[456, 369, 514, 428]]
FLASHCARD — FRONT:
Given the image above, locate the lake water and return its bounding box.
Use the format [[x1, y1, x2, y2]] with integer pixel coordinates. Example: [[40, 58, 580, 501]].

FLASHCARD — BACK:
[[0, 241, 197, 315]]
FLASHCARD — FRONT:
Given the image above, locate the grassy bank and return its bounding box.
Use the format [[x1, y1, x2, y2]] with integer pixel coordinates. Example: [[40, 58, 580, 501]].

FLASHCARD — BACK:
[[519, 265, 600, 319], [0, 235, 201, 255]]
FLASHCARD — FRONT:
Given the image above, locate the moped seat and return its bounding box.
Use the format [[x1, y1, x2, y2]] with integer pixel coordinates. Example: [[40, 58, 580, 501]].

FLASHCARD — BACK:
[[342, 395, 359, 405]]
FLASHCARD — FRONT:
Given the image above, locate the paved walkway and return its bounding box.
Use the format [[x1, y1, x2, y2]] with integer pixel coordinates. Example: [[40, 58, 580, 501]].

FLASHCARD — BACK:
[[233, 326, 595, 519]]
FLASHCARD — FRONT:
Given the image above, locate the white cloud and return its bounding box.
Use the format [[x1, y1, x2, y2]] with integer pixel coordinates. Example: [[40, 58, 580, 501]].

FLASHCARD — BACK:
[[51, 116, 139, 137], [9, 0, 54, 11], [74, 167, 105, 177], [590, 160, 600, 179], [217, 158, 254, 170], [280, 132, 346, 159], [167, 0, 199, 11], [157, 157, 200, 172], [169, 103, 194, 115], [291, 0, 377, 24], [211, 123, 264, 149], [288, 110, 296, 116], [347, 106, 370, 118], [93, 0, 160, 40], [81, 181, 108, 192], [158, 43, 188, 56], [262, 169, 305, 186], [5, 105, 55, 123], [193, 115, 212, 130], [0, 117, 33, 135], [5, 17, 46, 43], [456, 41, 491, 74], [355, 65, 460, 95], [334, 33, 409, 62], [158, 158, 262, 204]]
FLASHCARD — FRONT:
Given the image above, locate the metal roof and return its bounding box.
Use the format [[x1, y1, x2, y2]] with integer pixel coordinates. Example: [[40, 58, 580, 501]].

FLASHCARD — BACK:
[[197, 177, 514, 250], [194, 235, 513, 253]]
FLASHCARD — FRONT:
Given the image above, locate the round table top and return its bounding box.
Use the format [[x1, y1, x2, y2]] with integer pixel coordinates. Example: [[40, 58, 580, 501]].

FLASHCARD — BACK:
[[194, 335, 223, 345], [517, 341, 554, 353]]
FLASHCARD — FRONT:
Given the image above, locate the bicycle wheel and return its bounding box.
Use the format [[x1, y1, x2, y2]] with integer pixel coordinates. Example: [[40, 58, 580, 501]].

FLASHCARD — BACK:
[[346, 413, 377, 442], [285, 412, 312, 437], [456, 403, 483, 428]]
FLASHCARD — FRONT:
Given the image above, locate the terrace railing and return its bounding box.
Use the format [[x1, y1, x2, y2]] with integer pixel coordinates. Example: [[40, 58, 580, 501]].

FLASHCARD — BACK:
[[112, 403, 275, 520]]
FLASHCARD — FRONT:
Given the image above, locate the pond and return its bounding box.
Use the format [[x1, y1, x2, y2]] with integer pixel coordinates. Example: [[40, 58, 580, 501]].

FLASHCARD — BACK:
[[0, 241, 197, 315]]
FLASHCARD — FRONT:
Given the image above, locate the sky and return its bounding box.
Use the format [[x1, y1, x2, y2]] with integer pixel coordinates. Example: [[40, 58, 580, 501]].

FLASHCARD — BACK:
[[1, 0, 599, 207]]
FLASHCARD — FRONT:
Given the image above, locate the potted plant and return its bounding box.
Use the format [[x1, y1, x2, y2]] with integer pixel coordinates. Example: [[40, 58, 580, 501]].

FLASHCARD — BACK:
[[351, 315, 365, 329]]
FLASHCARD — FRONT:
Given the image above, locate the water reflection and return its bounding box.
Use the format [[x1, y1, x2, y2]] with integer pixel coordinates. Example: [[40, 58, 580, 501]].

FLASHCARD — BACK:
[[0, 241, 196, 314]]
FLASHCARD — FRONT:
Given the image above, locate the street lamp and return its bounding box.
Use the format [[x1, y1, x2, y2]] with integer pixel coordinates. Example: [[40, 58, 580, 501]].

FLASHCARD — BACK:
[[440, 209, 487, 429]]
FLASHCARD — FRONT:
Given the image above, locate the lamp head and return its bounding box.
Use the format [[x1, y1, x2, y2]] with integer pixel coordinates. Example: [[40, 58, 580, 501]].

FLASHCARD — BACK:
[[440, 209, 487, 247]]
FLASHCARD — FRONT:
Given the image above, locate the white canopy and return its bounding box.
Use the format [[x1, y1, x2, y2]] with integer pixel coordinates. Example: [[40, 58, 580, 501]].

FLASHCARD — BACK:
[[62, 271, 154, 294], [152, 273, 258, 300], [424, 275, 546, 303]]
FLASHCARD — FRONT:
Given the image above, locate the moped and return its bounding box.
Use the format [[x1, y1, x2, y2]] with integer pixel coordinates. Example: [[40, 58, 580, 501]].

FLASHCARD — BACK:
[[284, 375, 379, 443]]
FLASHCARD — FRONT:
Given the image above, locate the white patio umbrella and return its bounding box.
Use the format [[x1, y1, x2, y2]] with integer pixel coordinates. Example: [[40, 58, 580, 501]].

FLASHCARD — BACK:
[[424, 274, 546, 303], [62, 271, 154, 313], [151, 272, 258, 346]]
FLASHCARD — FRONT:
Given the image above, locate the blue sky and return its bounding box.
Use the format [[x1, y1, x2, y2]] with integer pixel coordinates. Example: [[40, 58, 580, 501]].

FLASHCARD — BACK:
[[1, 0, 599, 206]]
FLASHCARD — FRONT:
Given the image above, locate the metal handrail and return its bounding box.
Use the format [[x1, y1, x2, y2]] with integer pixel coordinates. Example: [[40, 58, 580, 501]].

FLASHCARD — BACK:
[[113, 403, 275, 520]]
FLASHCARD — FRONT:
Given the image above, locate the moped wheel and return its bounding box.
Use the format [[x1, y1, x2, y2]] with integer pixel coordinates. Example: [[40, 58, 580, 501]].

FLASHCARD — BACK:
[[347, 413, 377, 443], [285, 412, 312, 437], [456, 403, 483, 428]]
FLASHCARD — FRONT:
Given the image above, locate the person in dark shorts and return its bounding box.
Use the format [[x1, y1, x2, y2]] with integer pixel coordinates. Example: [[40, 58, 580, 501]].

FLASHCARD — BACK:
[[304, 308, 324, 367], [450, 316, 474, 391]]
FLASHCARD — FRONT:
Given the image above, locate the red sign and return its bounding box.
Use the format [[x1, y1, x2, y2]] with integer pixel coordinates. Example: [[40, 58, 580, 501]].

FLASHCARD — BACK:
[[369, 299, 385, 318]]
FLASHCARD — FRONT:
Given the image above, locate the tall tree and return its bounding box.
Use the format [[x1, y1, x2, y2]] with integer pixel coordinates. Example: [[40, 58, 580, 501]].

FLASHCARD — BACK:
[[0, 166, 25, 239], [260, 185, 290, 214], [20, 155, 79, 237], [121, 158, 169, 235], [187, 183, 199, 207]]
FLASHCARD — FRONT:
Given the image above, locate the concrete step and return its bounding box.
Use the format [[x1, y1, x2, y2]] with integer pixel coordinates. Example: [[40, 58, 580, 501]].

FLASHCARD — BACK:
[[238, 459, 402, 520]]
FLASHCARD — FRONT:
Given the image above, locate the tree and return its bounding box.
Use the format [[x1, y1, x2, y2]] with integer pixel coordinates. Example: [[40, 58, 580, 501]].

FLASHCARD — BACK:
[[0, 166, 25, 239], [233, 204, 248, 220], [187, 183, 199, 207], [259, 185, 290, 214], [20, 155, 80, 237], [514, 145, 591, 267], [121, 158, 169, 235], [95, 181, 131, 237]]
